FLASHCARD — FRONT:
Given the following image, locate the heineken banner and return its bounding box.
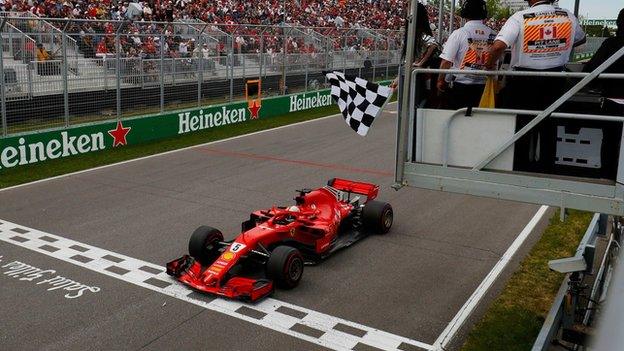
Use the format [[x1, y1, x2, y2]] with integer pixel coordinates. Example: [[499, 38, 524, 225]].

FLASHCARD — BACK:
[[0, 85, 377, 172], [580, 19, 617, 28]]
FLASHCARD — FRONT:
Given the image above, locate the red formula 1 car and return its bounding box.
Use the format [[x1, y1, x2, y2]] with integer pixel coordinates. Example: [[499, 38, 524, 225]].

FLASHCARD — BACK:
[[166, 178, 393, 302]]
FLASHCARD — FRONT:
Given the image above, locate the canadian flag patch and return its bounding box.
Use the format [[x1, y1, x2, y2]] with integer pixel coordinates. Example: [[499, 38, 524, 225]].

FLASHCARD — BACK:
[[540, 26, 557, 40]]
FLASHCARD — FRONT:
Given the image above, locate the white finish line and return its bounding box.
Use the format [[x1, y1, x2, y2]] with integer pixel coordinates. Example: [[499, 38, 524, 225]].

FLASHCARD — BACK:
[[0, 219, 434, 351]]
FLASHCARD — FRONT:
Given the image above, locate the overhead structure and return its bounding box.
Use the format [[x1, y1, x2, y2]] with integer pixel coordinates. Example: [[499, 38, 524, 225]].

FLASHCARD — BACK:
[[393, 1, 624, 348], [395, 0, 624, 216]]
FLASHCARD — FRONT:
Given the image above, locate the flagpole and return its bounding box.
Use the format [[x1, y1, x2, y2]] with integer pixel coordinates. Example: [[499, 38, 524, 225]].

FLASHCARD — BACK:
[[394, 0, 418, 188]]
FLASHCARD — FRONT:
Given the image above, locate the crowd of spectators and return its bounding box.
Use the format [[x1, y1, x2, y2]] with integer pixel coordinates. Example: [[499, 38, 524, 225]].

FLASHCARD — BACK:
[[2, 0, 411, 30], [1, 0, 473, 76]]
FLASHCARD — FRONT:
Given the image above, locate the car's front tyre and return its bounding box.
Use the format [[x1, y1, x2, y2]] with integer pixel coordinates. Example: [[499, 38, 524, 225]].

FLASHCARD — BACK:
[[188, 226, 224, 265], [267, 246, 304, 289]]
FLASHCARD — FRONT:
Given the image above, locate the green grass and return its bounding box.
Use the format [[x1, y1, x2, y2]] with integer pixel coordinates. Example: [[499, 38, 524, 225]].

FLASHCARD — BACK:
[[461, 209, 594, 351], [0, 104, 340, 189]]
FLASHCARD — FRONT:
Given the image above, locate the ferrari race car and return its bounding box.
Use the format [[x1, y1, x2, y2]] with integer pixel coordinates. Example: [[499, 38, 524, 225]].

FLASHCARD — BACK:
[[166, 178, 393, 302]]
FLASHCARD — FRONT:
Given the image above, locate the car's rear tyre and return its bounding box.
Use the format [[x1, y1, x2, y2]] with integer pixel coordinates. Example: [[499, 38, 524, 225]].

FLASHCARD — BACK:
[[188, 226, 224, 264], [362, 200, 393, 234], [267, 246, 304, 289]]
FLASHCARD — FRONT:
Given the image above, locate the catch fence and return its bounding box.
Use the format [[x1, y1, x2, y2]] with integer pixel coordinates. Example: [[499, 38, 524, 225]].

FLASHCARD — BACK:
[[0, 15, 402, 136]]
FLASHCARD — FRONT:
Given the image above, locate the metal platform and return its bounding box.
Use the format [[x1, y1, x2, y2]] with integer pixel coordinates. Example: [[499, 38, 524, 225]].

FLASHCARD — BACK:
[[394, 56, 624, 216]]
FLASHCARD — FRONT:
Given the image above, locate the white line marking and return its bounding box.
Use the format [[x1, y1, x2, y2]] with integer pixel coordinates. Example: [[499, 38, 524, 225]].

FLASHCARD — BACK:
[[0, 218, 433, 351], [0, 103, 397, 194], [432, 205, 550, 350]]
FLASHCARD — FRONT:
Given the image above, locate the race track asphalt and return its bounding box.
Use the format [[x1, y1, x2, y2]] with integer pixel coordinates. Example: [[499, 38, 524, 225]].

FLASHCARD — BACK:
[[0, 104, 550, 351]]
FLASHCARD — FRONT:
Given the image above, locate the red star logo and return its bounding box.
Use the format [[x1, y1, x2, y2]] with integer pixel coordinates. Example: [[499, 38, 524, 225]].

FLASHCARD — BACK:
[[108, 120, 131, 147], [248, 100, 261, 120]]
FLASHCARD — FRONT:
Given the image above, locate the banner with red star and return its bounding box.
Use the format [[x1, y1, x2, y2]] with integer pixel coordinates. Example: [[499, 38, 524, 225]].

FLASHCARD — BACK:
[[248, 100, 261, 120], [108, 121, 132, 147]]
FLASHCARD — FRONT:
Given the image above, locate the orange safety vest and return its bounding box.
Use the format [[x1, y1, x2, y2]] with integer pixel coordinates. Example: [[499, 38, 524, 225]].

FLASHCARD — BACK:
[[518, 8, 574, 69]]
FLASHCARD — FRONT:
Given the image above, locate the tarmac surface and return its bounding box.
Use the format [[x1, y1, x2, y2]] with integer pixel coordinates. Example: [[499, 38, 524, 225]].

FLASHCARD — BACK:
[[0, 104, 550, 351]]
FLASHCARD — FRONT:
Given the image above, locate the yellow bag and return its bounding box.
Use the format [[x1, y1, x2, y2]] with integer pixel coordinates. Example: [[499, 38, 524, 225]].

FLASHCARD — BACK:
[[479, 77, 497, 108]]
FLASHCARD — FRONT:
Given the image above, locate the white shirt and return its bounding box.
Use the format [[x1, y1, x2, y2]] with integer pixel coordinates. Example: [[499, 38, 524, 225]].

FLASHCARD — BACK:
[[440, 20, 497, 85], [496, 3, 585, 70], [202, 47, 210, 59], [179, 42, 188, 55]]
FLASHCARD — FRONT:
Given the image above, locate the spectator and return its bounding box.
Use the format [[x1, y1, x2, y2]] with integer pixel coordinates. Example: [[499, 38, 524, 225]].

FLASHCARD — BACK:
[[437, 0, 496, 110], [35, 43, 50, 61], [35, 43, 60, 75], [96, 39, 109, 58], [179, 40, 189, 57], [391, 2, 440, 106], [201, 43, 210, 59]]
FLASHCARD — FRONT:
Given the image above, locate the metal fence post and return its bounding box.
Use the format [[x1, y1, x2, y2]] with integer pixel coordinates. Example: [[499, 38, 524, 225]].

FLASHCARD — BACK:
[[437, 0, 445, 43], [8, 27, 13, 58], [197, 33, 203, 107], [242, 52, 246, 80], [0, 19, 7, 136], [449, 0, 456, 34], [386, 38, 390, 79], [343, 35, 347, 73], [259, 33, 264, 81], [358, 36, 363, 78], [373, 40, 377, 81], [172, 57, 176, 86], [115, 31, 121, 118], [229, 32, 234, 102], [160, 33, 165, 114], [326, 39, 331, 73], [282, 25, 287, 94], [19, 32, 24, 64], [61, 25, 69, 126], [140, 58, 144, 89], [304, 54, 309, 92], [27, 63, 32, 99]]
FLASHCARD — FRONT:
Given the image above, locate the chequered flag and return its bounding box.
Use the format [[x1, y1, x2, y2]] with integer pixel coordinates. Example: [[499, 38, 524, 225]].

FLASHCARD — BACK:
[[325, 71, 393, 136]]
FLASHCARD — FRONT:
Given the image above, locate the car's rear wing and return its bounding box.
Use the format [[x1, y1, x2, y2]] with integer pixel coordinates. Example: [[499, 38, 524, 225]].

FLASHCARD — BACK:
[[327, 178, 379, 201]]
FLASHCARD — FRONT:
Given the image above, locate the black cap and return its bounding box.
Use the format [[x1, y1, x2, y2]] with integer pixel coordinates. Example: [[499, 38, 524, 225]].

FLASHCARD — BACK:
[[460, 0, 487, 20]]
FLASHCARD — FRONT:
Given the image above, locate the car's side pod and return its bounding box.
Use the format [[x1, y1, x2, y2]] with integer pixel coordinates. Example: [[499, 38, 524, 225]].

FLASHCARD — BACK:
[[327, 178, 379, 201]]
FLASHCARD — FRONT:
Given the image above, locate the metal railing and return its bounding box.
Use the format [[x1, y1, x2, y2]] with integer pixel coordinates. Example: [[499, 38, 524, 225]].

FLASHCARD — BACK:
[[0, 17, 402, 136], [532, 213, 620, 351], [1, 22, 36, 64], [592, 225, 624, 350]]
